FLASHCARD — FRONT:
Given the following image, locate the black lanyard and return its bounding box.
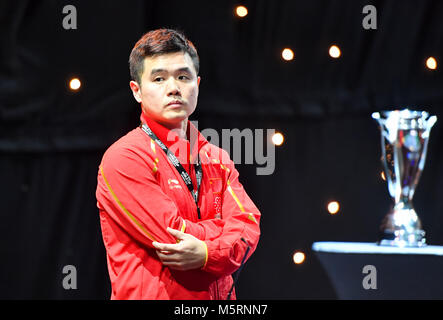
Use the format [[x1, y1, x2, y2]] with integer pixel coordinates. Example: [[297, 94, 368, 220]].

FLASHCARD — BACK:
[[140, 123, 202, 219]]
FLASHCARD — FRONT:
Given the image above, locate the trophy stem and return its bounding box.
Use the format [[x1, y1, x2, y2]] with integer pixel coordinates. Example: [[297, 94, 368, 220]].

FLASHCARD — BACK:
[[378, 199, 426, 247]]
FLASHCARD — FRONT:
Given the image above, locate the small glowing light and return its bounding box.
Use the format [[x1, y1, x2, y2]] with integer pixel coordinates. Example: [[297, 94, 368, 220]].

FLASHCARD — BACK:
[[235, 5, 248, 17], [272, 132, 284, 146], [381, 171, 386, 181], [69, 78, 81, 91], [329, 45, 341, 58], [426, 57, 437, 70], [327, 201, 340, 215], [282, 48, 294, 61], [293, 251, 305, 264]]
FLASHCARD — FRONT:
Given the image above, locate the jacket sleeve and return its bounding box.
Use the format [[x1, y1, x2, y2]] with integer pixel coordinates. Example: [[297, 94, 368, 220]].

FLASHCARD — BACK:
[[96, 144, 225, 249], [200, 150, 261, 277]]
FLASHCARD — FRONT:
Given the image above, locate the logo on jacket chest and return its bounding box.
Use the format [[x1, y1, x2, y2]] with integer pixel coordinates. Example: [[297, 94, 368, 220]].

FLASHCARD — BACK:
[[168, 178, 182, 190]]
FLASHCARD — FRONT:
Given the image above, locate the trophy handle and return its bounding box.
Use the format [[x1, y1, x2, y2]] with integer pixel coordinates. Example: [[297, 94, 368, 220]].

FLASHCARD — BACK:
[[418, 115, 437, 172]]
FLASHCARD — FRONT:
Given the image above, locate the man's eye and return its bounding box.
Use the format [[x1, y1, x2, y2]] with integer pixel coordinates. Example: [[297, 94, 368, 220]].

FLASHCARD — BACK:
[[178, 75, 190, 80], [154, 77, 164, 82]]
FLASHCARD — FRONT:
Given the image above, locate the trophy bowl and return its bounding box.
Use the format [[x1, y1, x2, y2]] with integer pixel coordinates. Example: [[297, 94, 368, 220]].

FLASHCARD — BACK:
[[372, 109, 437, 247]]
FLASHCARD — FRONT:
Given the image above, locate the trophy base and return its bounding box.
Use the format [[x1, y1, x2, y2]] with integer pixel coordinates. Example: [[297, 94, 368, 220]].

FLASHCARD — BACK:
[[378, 229, 426, 247]]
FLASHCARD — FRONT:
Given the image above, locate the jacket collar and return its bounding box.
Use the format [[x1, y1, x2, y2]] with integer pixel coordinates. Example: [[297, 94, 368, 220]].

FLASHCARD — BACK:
[[140, 111, 208, 165]]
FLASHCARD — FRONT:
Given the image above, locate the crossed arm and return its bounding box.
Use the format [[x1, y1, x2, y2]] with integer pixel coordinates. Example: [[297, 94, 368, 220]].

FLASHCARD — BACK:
[[96, 144, 261, 276]]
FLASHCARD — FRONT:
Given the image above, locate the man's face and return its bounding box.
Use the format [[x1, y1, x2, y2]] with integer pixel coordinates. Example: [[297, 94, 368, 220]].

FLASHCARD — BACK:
[[130, 51, 200, 129]]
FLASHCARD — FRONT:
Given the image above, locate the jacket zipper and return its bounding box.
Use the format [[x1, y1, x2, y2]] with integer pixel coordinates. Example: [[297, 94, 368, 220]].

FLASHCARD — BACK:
[[190, 162, 201, 220]]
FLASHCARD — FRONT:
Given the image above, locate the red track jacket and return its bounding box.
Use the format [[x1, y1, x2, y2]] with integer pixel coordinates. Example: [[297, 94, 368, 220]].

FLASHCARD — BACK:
[[96, 112, 261, 299]]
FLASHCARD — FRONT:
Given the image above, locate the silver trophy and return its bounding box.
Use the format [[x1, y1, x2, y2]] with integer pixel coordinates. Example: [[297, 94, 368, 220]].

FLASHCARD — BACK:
[[372, 109, 437, 247]]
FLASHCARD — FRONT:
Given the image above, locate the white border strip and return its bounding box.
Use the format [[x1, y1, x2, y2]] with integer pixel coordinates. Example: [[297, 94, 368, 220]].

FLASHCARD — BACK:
[[312, 241, 443, 256]]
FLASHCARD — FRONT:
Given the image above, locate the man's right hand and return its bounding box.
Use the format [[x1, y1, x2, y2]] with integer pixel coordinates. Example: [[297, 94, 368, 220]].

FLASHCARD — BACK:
[[152, 227, 207, 271]]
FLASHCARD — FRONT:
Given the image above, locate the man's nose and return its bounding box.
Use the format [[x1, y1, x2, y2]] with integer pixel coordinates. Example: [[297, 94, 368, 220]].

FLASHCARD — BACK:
[[166, 78, 181, 96]]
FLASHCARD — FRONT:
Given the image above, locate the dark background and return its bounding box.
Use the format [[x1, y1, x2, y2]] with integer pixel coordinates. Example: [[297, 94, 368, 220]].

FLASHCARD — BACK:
[[1, 0, 442, 299]]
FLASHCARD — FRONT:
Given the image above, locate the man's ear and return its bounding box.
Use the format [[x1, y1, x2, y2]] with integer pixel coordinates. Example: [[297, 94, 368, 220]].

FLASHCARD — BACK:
[[129, 80, 142, 103], [197, 76, 201, 88]]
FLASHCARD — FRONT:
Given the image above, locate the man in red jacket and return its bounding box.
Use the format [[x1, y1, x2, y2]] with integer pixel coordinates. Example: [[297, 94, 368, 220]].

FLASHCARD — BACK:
[[96, 28, 261, 300]]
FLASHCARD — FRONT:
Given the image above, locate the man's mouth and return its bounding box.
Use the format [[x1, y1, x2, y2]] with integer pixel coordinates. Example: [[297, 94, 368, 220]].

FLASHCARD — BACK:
[[166, 100, 184, 108]]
